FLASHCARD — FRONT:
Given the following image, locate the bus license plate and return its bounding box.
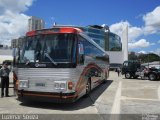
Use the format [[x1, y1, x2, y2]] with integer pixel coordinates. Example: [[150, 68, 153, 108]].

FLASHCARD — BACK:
[[35, 83, 45, 87]]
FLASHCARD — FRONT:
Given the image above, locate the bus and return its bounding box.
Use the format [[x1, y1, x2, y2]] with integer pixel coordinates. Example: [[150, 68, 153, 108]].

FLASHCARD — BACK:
[[13, 26, 110, 103]]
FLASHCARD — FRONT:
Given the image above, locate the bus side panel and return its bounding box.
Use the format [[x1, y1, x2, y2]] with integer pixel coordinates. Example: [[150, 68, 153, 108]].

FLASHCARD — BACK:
[[75, 56, 109, 98]]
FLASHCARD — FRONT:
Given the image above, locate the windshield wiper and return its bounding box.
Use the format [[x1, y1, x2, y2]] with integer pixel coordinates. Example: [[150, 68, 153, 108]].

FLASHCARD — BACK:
[[44, 52, 57, 65]]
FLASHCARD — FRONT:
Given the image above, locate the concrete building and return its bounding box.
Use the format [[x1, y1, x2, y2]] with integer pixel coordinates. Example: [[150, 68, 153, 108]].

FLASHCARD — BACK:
[[106, 25, 128, 68], [28, 16, 45, 31], [11, 37, 25, 48], [11, 39, 16, 48], [78, 25, 128, 66]]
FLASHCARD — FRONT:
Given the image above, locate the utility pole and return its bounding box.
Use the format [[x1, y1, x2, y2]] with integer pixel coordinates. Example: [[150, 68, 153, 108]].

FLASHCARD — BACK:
[[148, 53, 149, 68], [159, 52, 160, 66]]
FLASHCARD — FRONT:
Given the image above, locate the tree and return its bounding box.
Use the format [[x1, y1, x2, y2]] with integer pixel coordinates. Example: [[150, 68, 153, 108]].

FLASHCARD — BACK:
[[138, 53, 160, 63], [128, 52, 138, 60]]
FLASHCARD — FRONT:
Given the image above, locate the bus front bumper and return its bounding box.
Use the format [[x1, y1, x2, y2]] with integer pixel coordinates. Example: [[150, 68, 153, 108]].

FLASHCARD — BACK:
[[17, 90, 78, 103]]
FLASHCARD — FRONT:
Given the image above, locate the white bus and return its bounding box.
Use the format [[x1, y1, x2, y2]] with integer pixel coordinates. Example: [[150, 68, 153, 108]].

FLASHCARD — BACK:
[[13, 26, 109, 102]]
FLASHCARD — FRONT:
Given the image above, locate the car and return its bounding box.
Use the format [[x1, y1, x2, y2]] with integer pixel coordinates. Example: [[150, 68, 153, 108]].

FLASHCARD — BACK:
[[122, 60, 160, 80], [136, 66, 160, 81], [135, 65, 148, 79], [145, 67, 160, 80]]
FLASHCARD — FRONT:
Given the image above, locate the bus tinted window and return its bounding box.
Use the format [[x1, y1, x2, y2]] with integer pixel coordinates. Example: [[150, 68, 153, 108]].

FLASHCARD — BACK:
[[20, 34, 76, 63]]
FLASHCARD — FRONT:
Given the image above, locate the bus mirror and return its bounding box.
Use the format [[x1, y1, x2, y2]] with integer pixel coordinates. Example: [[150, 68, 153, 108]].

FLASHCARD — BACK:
[[12, 48, 16, 57], [14, 48, 20, 65], [12, 48, 18, 65], [78, 43, 84, 55], [78, 43, 84, 64]]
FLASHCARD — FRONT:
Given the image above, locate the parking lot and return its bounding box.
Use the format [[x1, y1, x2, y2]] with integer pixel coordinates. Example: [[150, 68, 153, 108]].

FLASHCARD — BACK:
[[0, 71, 160, 119]]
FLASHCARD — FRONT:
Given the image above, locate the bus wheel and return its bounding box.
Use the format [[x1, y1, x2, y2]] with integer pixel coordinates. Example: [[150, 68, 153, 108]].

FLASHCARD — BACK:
[[125, 72, 131, 79], [86, 79, 91, 95], [103, 79, 107, 84]]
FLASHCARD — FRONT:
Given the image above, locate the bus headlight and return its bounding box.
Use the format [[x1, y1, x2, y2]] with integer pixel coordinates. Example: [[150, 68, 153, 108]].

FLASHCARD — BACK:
[[54, 81, 66, 90], [19, 80, 29, 88], [60, 83, 65, 89], [54, 83, 59, 89]]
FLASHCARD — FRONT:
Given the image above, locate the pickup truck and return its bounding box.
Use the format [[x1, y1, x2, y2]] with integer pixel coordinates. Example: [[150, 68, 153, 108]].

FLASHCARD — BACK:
[[121, 60, 140, 79], [122, 60, 160, 80], [136, 67, 160, 80]]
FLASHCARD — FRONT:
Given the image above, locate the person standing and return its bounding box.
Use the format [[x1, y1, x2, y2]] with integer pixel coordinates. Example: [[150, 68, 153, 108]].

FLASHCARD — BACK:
[[0, 63, 10, 98], [117, 67, 121, 77]]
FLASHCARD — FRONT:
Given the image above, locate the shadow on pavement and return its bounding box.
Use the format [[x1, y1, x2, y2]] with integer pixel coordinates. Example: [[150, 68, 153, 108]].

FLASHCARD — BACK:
[[19, 80, 113, 111]]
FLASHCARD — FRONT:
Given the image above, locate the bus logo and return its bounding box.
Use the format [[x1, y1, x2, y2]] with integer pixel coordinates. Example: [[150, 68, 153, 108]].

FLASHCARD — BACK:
[[35, 63, 46, 67]]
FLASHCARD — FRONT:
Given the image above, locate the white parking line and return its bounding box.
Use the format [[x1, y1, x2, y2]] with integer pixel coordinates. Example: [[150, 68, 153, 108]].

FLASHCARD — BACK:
[[121, 96, 160, 101], [158, 85, 160, 100], [110, 81, 122, 120]]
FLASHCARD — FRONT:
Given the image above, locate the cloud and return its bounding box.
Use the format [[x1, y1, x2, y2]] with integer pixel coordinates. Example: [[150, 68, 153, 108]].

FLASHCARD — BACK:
[[154, 48, 160, 56], [0, 0, 35, 45], [138, 49, 160, 56], [150, 43, 155, 46], [110, 6, 160, 42], [110, 21, 143, 42], [0, 0, 33, 13], [109, 21, 128, 37], [143, 6, 160, 34], [110, 6, 160, 52], [138, 50, 147, 54], [128, 39, 150, 49]]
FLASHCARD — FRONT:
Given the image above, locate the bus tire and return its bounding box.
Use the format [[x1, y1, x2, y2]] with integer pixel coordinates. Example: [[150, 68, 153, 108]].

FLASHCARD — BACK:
[[103, 79, 107, 84], [125, 72, 131, 79], [86, 79, 91, 96]]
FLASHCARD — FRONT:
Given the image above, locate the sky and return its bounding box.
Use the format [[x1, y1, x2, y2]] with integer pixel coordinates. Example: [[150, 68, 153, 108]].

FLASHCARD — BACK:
[[0, 0, 160, 55]]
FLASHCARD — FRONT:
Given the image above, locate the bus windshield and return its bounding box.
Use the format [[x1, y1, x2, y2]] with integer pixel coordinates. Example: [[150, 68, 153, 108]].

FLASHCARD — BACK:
[[20, 33, 76, 64]]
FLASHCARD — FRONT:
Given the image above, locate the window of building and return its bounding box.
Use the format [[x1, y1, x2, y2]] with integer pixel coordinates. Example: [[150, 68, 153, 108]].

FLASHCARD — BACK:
[[78, 26, 122, 52], [109, 33, 122, 51], [78, 36, 104, 56]]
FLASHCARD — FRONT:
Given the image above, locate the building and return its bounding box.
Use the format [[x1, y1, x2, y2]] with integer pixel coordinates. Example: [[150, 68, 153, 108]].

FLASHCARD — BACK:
[[11, 39, 16, 48], [28, 16, 45, 31], [80, 25, 122, 51], [77, 25, 128, 65], [11, 37, 25, 48]]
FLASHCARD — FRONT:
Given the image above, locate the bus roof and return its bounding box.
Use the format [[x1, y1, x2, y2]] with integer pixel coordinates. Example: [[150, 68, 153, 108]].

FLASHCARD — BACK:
[[26, 27, 83, 36], [26, 25, 109, 37]]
